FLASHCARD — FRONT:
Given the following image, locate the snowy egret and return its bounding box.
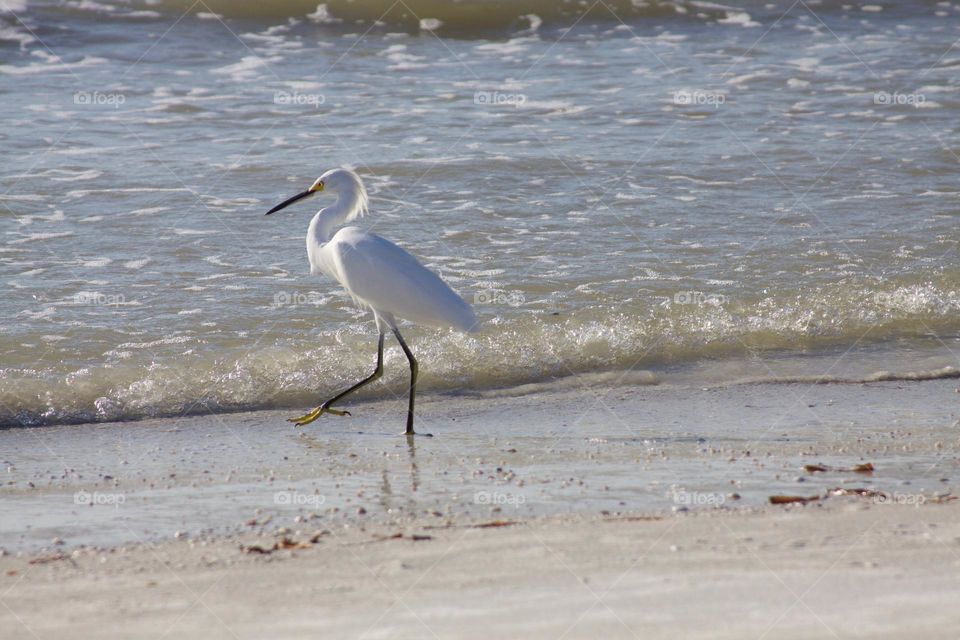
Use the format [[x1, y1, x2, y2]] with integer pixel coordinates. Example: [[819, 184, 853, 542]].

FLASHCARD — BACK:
[[265, 168, 478, 436]]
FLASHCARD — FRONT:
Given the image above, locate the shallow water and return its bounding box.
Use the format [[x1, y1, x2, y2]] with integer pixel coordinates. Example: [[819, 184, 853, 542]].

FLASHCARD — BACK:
[[1, 0, 958, 426]]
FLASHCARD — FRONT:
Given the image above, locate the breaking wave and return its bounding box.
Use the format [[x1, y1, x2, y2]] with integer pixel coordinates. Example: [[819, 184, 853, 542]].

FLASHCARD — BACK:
[[2, 277, 958, 427]]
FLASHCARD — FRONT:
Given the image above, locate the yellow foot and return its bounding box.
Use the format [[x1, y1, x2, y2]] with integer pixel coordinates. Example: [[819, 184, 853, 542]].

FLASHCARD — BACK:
[[287, 404, 350, 427]]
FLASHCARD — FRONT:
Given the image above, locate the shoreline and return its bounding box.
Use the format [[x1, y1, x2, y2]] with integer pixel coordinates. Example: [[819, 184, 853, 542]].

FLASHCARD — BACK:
[[3, 338, 958, 429], [2, 376, 957, 553]]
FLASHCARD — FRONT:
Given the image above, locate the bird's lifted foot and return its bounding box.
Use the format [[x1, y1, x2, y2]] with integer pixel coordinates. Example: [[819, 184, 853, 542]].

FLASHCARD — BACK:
[[287, 403, 350, 427]]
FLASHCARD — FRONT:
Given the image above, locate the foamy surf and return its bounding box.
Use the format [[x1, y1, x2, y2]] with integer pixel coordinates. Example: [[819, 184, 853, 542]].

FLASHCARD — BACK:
[[3, 277, 959, 427]]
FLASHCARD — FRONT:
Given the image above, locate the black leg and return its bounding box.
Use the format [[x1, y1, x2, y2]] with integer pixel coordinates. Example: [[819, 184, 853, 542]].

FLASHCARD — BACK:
[[325, 332, 385, 409], [391, 327, 418, 435], [287, 333, 384, 426]]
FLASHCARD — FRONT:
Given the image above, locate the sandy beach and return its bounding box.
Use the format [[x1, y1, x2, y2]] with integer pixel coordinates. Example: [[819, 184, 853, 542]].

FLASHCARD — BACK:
[[3, 376, 959, 638], [3, 501, 960, 639]]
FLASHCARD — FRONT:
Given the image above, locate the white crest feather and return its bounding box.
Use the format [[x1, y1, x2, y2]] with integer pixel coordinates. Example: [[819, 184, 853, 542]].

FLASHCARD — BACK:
[[331, 168, 368, 223]]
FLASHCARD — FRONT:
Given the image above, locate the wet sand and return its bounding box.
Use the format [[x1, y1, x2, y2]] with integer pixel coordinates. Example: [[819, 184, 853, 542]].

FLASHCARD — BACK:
[[2, 377, 959, 637], [2, 376, 957, 551]]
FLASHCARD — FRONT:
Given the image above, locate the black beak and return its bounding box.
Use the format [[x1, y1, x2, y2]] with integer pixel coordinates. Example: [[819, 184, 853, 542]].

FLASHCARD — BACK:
[[265, 189, 313, 215]]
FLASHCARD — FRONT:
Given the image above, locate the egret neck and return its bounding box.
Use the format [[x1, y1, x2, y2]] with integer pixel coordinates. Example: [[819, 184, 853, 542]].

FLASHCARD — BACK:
[[306, 179, 368, 275], [309, 184, 366, 245]]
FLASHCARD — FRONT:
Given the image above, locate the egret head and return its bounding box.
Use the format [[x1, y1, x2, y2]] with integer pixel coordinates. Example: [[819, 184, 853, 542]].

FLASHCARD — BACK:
[[265, 168, 368, 219]]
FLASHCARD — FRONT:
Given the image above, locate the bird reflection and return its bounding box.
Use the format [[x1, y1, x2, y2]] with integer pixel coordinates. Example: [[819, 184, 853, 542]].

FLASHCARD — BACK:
[[406, 434, 420, 492]]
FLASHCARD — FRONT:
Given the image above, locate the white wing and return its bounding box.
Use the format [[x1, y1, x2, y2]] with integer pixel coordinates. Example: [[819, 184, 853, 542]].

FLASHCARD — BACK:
[[320, 227, 478, 332]]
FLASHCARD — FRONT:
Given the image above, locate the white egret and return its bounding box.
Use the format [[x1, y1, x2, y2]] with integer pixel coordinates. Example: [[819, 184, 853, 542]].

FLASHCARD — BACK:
[[265, 168, 478, 436]]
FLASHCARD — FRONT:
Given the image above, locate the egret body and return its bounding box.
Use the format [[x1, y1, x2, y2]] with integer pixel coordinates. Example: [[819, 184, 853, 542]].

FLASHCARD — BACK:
[[265, 168, 477, 435]]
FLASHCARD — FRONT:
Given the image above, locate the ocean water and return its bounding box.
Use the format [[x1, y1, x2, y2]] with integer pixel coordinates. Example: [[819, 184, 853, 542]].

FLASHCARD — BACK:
[[0, 0, 958, 426]]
